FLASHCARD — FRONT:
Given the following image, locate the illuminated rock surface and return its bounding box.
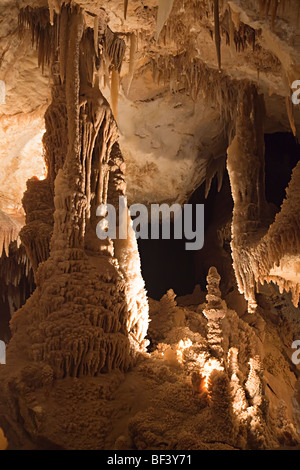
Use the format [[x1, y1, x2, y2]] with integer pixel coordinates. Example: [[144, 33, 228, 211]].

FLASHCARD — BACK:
[[0, 0, 300, 450]]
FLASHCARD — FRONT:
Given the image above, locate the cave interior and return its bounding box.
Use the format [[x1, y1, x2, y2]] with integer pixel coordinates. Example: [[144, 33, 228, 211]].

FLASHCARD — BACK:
[[0, 0, 300, 451]]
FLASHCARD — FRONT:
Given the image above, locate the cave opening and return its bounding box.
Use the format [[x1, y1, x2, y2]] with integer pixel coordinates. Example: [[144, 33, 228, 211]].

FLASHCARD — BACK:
[[138, 132, 300, 302], [137, 170, 234, 300], [264, 132, 300, 209], [137, 226, 195, 300]]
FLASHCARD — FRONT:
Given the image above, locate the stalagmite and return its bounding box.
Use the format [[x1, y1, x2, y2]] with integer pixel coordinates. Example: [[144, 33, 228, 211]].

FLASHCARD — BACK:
[[110, 144, 149, 349], [203, 267, 226, 359], [0, 428, 7, 450], [209, 370, 237, 439], [8, 5, 149, 379], [228, 348, 248, 416], [227, 84, 269, 312], [245, 356, 264, 406], [227, 78, 300, 308]]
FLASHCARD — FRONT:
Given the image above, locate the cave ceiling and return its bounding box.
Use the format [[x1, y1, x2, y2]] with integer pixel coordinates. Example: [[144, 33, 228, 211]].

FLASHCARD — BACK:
[[0, 0, 300, 213]]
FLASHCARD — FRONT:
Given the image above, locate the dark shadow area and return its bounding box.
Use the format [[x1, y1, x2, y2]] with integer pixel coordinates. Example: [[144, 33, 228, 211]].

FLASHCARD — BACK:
[[137, 171, 233, 300], [138, 132, 300, 301], [0, 244, 35, 344], [192, 170, 234, 293], [137, 226, 195, 300], [264, 132, 300, 208]]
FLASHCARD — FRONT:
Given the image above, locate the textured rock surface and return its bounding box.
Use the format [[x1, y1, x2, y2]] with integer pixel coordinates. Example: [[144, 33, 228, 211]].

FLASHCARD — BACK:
[[1, 0, 300, 215], [0, 0, 300, 451]]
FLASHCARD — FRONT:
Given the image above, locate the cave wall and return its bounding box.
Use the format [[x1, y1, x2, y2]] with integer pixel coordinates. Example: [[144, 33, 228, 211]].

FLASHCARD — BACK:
[[0, 0, 300, 451]]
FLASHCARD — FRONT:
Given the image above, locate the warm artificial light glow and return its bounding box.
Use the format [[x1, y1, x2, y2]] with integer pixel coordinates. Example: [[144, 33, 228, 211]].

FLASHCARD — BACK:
[[176, 338, 192, 364], [22, 130, 47, 181], [201, 357, 224, 390], [0, 127, 47, 217]]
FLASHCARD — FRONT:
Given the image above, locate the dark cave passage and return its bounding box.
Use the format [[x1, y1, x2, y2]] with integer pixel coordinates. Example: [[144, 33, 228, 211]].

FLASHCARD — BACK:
[[0, 245, 35, 344], [0, 136, 299, 325], [192, 170, 234, 293], [0, 301, 11, 345], [264, 132, 300, 209], [137, 225, 196, 300], [2, 0, 300, 452], [137, 172, 234, 300], [138, 132, 300, 300]]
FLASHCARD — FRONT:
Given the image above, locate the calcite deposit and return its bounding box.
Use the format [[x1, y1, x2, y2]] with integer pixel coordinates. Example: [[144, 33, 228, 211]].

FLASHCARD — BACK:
[[0, 0, 300, 451]]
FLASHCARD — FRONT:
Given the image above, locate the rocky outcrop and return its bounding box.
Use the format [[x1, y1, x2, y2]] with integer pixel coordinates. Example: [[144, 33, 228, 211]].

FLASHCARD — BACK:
[[0, 0, 299, 451], [8, 4, 149, 378]]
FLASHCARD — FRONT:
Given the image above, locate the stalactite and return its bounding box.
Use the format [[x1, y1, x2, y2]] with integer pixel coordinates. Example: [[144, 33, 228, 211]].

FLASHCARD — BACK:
[[226, 76, 300, 308], [243, 158, 300, 307], [9, 5, 149, 379], [258, 0, 265, 19], [110, 67, 119, 122], [151, 53, 243, 121], [285, 95, 297, 137], [258, 0, 284, 24], [155, 0, 175, 41], [214, 0, 221, 70], [48, 0, 55, 26], [94, 16, 99, 57], [0, 210, 21, 258], [227, 83, 269, 313], [228, 7, 235, 50], [270, 0, 279, 28], [19, 6, 58, 72], [0, 242, 34, 332], [59, 6, 68, 84], [48, 0, 62, 24], [204, 154, 226, 198], [105, 27, 126, 73], [265, 0, 271, 18], [126, 32, 136, 96], [124, 0, 128, 20]]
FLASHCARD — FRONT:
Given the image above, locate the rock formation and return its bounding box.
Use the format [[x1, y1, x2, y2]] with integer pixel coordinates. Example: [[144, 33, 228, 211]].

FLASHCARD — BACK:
[[7, 4, 149, 379], [203, 266, 226, 359], [0, 0, 299, 451]]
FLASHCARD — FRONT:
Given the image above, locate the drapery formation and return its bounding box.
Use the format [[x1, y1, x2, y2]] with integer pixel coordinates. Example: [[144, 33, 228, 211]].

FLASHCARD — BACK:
[[227, 84, 300, 311], [8, 4, 148, 378]]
